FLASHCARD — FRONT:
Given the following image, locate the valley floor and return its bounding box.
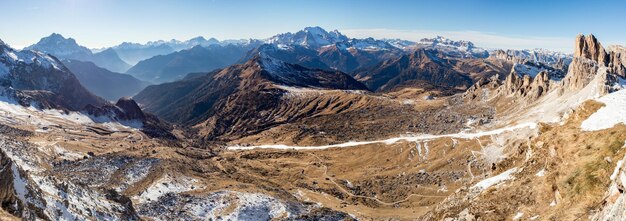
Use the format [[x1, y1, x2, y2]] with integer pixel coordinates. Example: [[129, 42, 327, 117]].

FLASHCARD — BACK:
[[2, 89, 626, 220]]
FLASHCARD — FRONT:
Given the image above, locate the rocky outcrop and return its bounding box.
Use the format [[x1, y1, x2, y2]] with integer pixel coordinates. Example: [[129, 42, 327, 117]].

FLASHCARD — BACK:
[[501, 70, 553, 100], [572, 34, 625, 77], [560, 34, 626, 95], [115, 97, 145, 121], [574, 34, 608, 64], [465, 34, 624, 105]]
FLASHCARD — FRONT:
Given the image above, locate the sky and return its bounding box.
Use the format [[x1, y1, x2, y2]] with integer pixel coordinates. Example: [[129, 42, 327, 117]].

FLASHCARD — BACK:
[[1, 0, 625, 52]]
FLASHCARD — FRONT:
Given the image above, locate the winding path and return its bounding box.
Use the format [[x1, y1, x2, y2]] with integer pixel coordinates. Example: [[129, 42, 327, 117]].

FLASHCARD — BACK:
[[228, 122, 537, 150]]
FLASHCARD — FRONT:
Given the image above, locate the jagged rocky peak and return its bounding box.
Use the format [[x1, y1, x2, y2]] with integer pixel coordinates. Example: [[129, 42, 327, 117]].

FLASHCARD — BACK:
[[561, 34, 626, 93], [574, 34, 608, 63], [26, 33, 93, 58], [35, 33, 82, 48], [572, 34, 625, 77]]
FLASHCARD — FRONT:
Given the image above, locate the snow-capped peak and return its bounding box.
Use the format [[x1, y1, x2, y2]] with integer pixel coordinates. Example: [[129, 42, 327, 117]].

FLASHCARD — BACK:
[[303, 26, 327, 36], [26, 33, 92, 58], [418, 36, 476, 51], [266, 26, 349, 49], [415, 36, 488, 58]]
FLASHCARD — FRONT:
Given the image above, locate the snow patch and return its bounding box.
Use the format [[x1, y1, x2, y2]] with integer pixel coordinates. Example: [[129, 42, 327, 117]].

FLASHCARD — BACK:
[[472, 167, 518, 191], [133, 174, 200, 204], [581, 89, 626, 131], [535, 168, 546, 177]]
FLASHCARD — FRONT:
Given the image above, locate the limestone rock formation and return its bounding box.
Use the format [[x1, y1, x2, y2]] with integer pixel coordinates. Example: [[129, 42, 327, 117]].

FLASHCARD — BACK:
[[561, 34, 625, 94], [574, 34, 608, 64], [572, 34, 625, 77]]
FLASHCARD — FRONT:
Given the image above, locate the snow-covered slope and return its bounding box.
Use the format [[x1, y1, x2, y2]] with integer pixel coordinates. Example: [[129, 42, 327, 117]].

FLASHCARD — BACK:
[[416, 36, 488, 58], [581, 88, 626, 131], [266, 26, 349, 49], [332, 37, 399, 51], [382, 38, 417, 50], [1, 40, 63, 73]]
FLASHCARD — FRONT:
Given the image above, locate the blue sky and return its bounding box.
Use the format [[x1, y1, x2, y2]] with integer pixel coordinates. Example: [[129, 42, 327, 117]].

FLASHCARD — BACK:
[[1, 0, 624, 52]]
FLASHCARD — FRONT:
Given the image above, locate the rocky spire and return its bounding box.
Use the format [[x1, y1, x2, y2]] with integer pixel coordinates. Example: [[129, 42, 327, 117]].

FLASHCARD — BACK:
[[572, 34, 625, 77], [574, 34, 608, 65], [560, 34, 626, 94]]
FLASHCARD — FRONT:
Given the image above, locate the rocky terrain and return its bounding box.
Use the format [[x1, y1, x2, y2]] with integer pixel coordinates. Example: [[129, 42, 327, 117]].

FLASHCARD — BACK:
[[2, 28, 626, 221]]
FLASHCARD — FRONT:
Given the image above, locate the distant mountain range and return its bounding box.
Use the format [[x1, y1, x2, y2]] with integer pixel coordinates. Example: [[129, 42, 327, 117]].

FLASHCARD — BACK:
[[125, 44, 257, 83], [62, 59, 150, 101], [14, 27, 577, 101], [103, 37, 259, 65], [26, 34, 131, 73]]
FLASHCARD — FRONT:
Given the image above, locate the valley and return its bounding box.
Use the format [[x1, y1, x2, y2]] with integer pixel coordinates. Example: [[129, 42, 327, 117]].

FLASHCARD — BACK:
[[1, 3, 626, 219]]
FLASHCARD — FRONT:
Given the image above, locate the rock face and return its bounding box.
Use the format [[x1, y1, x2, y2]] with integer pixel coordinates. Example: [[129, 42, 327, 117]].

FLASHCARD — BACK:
[[572, 34, 625, 77], [115, 97, 145, 121], [501, 70, 552, 100], [574, 34, 608, 64], [560, 34, 625, 94]]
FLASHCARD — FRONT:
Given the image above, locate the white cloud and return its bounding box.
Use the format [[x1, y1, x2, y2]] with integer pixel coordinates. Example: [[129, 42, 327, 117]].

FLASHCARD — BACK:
[[340, 28, 573, 53]]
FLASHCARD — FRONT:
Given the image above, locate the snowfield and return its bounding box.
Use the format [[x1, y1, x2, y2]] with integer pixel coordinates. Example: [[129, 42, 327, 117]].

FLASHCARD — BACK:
[[581, 89, 626, 131]]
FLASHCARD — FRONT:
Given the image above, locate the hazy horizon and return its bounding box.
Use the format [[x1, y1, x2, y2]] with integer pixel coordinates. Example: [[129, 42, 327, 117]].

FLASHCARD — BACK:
[[2, 0, 625, 52]]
